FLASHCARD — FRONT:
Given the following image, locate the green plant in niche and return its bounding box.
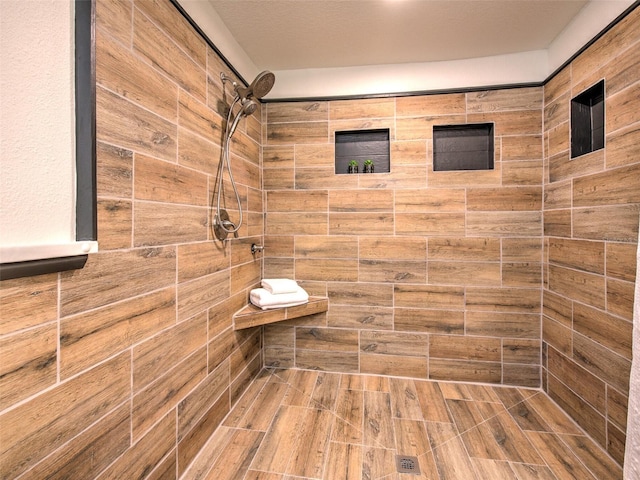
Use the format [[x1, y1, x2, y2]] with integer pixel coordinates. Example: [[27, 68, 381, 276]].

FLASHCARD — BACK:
[[363, 159, 374, 173], [347, 160, 359, 174]]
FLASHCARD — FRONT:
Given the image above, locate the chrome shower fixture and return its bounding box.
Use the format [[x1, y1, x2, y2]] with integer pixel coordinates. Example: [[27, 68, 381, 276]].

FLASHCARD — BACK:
[[236, 70, 276, 100], [214, 71, 275, 241], [241, 97, 258, 115], [221, 70, 275, 102]]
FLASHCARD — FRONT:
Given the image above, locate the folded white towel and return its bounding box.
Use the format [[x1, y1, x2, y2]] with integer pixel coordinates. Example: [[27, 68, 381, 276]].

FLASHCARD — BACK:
[[250, 286, 309, 310], [261, 278, 299, 295]]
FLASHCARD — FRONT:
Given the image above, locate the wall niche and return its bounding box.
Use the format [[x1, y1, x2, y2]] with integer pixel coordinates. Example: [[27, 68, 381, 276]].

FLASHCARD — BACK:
[[571, 79, 605, 158], [433, 123, 494, 171], [335, 129, 390, 174]]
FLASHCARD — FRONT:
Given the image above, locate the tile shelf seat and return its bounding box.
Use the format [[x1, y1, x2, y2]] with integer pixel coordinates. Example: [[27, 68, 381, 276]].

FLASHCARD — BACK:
[[233, 296, 329, 330]]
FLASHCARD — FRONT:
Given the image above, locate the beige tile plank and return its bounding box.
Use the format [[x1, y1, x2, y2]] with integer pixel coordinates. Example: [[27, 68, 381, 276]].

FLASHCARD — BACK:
[[506, 398, 552, 433], [415, 380, 452, 423], [472, 458, 518, 479], [430, 435, 480, 480], [524, 392, 583, 435], [285, 408, 334, 478], [446, 398, 486, 434], [560, 433, 623, 480], [60, 248, 176, 317], [333, 388, 364, 444], [509, 463, 557, 480], [24, 403, 130, 480], [525, 431, 598, 479], [203, 429, 265, 480], [182, 426, 235, 480], [323, 442, 362, 480], [244, 472, 284, 480], [363, 391, 396, 449], [178, 361, 230, 441], [362, 447, 399, 480], [393, 418, 431, 458], [0, 322, 56, 410], [133, 313, 206, 392], [484, 411, 545, 464], [310, 372, 342, 411], [0, 353, 130, 479], [177, 389, 230, 476], [360, 353, 428, 379], [0, 274, 58, 335], [236, 381, 290, 431], [461, 421, 509, 461], [132, 348, 207, 441], [389, 377, 425, 420], [363, 374, 390, 392], [99, 411, 176, 480], [249, 405, 306, 473]]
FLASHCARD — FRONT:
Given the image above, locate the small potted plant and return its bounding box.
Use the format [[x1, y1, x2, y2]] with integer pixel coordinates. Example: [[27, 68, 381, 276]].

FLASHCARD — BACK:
[[363, 159, 374, 173], [348, 160, 359, 174]]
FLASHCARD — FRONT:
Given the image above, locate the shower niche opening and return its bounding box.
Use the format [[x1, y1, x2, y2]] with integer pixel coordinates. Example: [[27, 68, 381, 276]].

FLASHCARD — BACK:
[[571, 79, 605, 158], [433, 123, 494, 171], [335, 128, 390, 174]]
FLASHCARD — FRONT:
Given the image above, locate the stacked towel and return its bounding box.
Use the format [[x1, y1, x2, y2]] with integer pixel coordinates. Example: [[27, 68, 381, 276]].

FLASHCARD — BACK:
[[261, 278, 299, 295], [250, 279, 309, 310]]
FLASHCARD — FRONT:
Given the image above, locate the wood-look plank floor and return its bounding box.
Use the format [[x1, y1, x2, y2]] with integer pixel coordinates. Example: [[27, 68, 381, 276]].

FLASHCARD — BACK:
[[182, 368, 622, 480]]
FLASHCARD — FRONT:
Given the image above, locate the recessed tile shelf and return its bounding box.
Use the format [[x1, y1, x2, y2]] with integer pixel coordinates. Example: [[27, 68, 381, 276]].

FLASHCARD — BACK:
[[571, 79, 605, 158], [433, 123, 494, 171], [335, 129, 390, 174], [233, 296, 329, 330]]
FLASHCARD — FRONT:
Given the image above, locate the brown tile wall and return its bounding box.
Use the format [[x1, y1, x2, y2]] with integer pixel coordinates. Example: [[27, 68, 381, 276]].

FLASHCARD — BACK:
[[542, 6, 640, 465], [262, 9, 640, 467], [1, 0, 637, 477], [0, 1, 263, 478], [262, 88, 545, 388]]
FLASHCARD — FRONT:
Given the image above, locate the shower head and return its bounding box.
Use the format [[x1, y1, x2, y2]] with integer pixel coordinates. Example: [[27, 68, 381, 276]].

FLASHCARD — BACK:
[[235, 70, 275, 100], [240, 97, 258, 116], [226, 98, 258, 138]]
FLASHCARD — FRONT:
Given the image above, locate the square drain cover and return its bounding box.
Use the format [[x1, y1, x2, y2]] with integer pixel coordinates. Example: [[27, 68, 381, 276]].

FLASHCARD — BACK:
[[396, 455, 421, 474]]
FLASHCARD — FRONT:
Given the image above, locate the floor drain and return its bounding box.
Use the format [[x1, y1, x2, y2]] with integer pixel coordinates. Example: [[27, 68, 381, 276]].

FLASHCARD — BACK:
[[396, 455, 421, 475]]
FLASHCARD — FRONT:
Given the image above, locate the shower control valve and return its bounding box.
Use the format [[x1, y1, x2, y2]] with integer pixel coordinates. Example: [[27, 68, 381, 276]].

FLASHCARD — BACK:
[[251, 244, 265, 255]]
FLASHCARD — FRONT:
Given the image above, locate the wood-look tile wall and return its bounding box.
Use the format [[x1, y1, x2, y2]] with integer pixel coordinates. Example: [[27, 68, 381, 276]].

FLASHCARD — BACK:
[[0, 1, 263, 478], [262, 88, 545, 388], [1, 0, 637, 477], [262, 8, 639, 468], [542, 6, 639, 466]]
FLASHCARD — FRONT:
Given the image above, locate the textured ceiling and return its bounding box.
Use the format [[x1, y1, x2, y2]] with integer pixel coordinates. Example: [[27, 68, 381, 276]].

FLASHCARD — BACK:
[[206, 0, 588, 70]]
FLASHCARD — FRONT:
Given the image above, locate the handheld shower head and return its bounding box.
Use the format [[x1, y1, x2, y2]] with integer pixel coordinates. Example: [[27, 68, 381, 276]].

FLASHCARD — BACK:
[[226, 98, 257, 138], [235, 70, 275, 100], [240, 97, 258, 116]]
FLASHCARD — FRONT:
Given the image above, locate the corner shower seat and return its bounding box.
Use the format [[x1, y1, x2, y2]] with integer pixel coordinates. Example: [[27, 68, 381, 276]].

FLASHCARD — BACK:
[[232, 296, 328, 330]]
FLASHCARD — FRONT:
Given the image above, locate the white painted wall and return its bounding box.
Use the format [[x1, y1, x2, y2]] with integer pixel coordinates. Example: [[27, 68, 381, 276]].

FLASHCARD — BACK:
[[0, 0, 97, 263], [269, 50, 548, 99]]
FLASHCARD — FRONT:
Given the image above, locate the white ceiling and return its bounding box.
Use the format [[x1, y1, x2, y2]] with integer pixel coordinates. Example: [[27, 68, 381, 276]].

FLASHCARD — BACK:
[[178, 0, 635, 99], [207, 0, 588, 69]]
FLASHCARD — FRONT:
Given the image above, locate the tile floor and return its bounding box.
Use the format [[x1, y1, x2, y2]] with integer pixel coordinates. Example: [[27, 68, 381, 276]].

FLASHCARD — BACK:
[[182, 368, 622, 479]]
